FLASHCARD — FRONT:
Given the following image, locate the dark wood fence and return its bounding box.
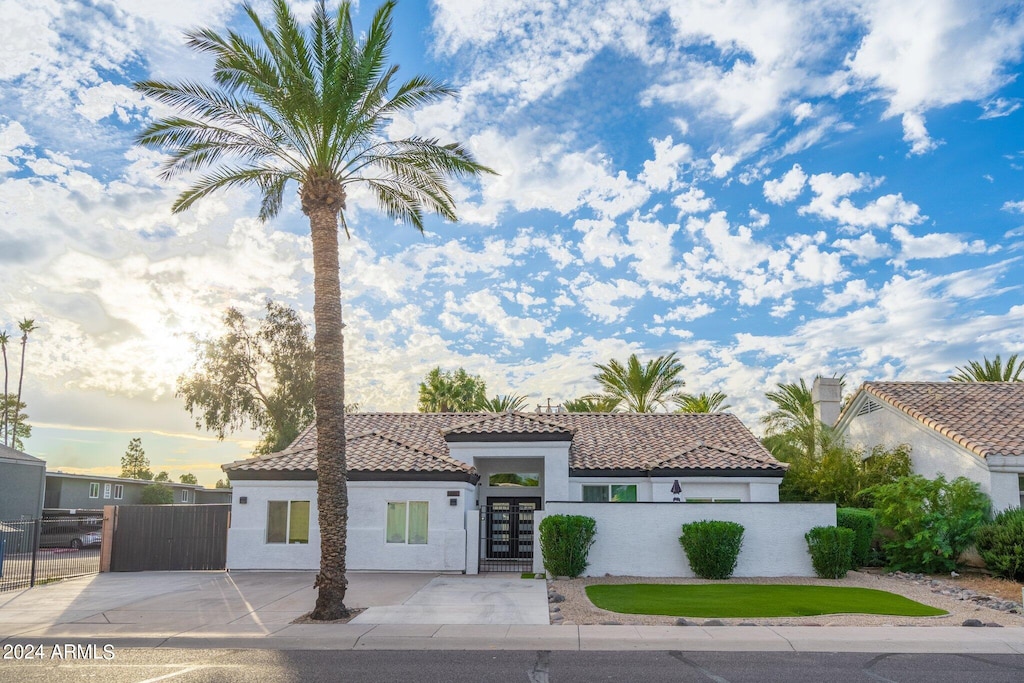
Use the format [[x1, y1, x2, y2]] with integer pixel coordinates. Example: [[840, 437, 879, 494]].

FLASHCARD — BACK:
[[108, 505, 230, 572]]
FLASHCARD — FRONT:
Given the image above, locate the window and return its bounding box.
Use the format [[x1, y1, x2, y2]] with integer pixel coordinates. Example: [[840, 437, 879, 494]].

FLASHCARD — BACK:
[[267, 501, 310, 544], [113, 485, 124, 500], [385, 501, 429, 544], [180, 489, 189, 503], [488, 473, 539, 487], [88, 483, 100, 498], [582, 484, 637, 503], [103, 483, 112, 499]]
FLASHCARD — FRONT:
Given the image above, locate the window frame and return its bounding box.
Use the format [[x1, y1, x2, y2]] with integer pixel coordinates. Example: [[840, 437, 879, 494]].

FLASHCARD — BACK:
[[385, 500, 429, 545], [88, 483, 100, 499], [113, 484, 124, 500], [266, 500, 311, 544], [582, 483, 638, 503], [180, 489, 189, 503], [103, 483, 112, 499]]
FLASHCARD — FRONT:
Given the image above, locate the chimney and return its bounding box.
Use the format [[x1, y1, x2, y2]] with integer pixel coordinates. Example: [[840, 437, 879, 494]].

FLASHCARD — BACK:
[[811, 377, 842, 426]]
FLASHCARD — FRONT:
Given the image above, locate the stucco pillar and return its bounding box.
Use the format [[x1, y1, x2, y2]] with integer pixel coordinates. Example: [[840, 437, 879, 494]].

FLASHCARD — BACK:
[[812, 376, 843, 427]]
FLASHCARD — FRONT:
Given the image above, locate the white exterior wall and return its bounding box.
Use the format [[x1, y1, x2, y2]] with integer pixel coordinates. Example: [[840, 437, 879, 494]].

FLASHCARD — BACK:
[[226, 479, 473, 571], [842, 402, 1024, 511], [544, 502, 835, 577], [566, 477, 781, 503], [447, 441, 571, 505]]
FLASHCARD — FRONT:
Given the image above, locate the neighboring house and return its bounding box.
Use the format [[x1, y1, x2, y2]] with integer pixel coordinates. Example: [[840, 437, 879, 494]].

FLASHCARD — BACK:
[[223, 411, 805, 574], [0, 444, 46, 520], [44, 472, 224, 510], [195, 488, 233, 504], [835, 381, 1024, 511]]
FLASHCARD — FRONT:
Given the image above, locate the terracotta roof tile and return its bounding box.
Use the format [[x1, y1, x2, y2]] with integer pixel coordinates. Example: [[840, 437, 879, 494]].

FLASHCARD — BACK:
[[223, 412, 784, 475], [853, 382, 1024, 458]]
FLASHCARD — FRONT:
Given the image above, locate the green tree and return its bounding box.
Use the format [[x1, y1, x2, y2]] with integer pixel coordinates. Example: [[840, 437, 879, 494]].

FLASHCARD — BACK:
[[761, 379, 818, 458], [675, 390, 731, 413], [949, 354, 1023, 382], [591, 352, 685, 413], [562, 396, 620, 413], [134, 0, 492, 620], [121, 438, 154, 480], [177, 301, 315, 455], [154, 471, 170, 482], [215, 479, 232, 489], [141, 483, 174, 505], [476, 394, 529, 412], [179, 473, 198, 485], [0, 396, 31, 451], [8, 319, 36, 449], [417, 367, 486, 412]]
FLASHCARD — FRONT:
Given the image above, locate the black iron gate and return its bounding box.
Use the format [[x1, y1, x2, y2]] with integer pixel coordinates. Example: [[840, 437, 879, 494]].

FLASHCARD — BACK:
[[479, 497, 540, 572], [110, 504, 229, 572], [0, 514, 102, 592]]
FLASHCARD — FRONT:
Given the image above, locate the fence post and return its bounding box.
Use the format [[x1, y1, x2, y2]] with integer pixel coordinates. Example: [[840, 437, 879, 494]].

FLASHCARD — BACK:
[[100, 506, 115, 573], [28, 519, 40, 588]]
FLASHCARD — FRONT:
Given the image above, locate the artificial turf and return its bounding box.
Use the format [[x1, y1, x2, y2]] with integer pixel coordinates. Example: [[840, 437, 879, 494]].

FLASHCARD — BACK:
[[585, 584, 947, 618]]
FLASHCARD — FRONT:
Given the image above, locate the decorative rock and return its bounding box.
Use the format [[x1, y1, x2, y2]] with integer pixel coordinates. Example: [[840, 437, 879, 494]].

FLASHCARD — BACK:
[[550, 606, 560, 613], [962, 619, 984, 627], [675, 618, 692, 626], [600, 621, 622, 625], [702, 619, 725, 626], [985, 623, 1004, 627], [549, 593, 565, 603]]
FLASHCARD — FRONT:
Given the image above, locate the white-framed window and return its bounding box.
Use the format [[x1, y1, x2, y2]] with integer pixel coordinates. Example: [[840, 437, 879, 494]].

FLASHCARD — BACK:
[[582, 484, 637, 503], [385, 501, 429, 544], [103, 483, 112, 499], [267, 501, 310, 544], [113, 484, 124, 500], [88, 483, 100, 498], [180, 489, 190, 503]]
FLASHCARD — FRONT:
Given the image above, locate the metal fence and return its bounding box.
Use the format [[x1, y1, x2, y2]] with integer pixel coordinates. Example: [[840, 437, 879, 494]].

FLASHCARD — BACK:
[[479, 499, 539, 572], [0, 515, 103, 592]]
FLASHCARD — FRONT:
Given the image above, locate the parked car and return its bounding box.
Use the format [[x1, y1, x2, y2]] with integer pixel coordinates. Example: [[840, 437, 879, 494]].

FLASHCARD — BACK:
[[38, 524, 102, 550]]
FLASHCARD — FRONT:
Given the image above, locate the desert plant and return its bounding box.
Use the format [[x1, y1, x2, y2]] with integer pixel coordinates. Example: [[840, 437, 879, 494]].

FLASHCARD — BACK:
[[539, 515, 596, 578], [806, 526, 855, 578], [975, 507, 1024, 581], [837, 507, 876, 568], [679, 520, 744, 579]]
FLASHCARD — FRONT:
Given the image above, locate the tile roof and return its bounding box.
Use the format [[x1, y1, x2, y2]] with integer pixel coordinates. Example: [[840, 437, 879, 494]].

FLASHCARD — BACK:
[[851, 382, 1024, 458], [223, 412, 784, 476]]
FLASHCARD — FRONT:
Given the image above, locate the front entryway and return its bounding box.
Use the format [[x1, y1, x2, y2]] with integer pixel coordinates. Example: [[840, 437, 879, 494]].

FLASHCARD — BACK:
[[480, 497, 540, 572]]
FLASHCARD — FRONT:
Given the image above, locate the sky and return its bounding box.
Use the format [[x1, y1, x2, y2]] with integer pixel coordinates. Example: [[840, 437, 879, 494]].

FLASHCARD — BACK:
[[2, 0, 1023, 488]]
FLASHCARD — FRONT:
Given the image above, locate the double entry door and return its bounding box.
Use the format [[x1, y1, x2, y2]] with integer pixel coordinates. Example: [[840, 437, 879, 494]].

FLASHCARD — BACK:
[[482, 497, 540, 566]]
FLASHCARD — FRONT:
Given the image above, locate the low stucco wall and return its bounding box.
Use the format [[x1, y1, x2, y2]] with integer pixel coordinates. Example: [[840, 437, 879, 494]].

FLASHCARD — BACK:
[[544, 502, 836, 577]]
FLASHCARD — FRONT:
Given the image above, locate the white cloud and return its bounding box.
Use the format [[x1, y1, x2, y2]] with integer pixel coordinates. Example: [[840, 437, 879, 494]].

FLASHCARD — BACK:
[[980, 97, 1022, 119], [638, 135, 692, 191], [654, 302, 715, 323], [1002, 200, 1024, 213], [832, 232, 893, 262], [748, 209, 770, 228], [819, 279, 876, 312], [442, 288, 548, 348], [710, 150, 740, 178], [793, 102, 814, 123], [763, 163, 808, 204], [574, 217, 625, 268], [673, 186, 714, 216], [800, 171, 923, 229], [571, 275, 647, 323], [890, 225, 991, 265], [901, 111, 940, 155], [770, 298, 796, 318], [624, 214, 680, 285]]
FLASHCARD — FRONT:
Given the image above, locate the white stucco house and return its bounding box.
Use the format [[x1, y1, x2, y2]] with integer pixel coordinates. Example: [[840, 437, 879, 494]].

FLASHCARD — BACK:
[[223, 411, 835, 577], [835, 381, 1024, 511]]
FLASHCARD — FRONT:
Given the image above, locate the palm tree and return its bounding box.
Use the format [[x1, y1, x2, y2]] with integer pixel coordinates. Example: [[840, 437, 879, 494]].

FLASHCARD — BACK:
[[949, 354, 1023, 382], [417, 367, 488, 412], [9, 319, 36, 448], [0, 330, 9, 447], [134, 0, 492, 620], [675, 390, 731, 413], [476, 394, 529, 412], [562, 396, 621, 413], [592, 352, 685, 413], [761, 379, 816, 453]]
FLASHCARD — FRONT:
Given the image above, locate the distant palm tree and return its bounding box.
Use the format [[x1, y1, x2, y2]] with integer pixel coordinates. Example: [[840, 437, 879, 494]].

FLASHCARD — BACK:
[[134, 0, 492, 620], [562, 396, 621, 413], [0, 330, 9, 447], [675, 391, 731, 413], [476, 394, 529, 412], [9, 319, 36, 447], [417, 367, 487, 412], [761, 379, 816, 456], [949, 354, 1023, 382], [592, 352, 686, 413]]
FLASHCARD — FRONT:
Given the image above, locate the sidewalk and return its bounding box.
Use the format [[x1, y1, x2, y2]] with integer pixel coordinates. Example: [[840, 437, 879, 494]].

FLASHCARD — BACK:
[[1, 572, 1023, 654]]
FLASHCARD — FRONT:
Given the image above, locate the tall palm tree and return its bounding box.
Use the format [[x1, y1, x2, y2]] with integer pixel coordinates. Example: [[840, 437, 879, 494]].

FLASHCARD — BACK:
[[761, 379, 816, 452], [0, 330, 9, 447], [9, 319, 36, 448], [562, 395, 621, 413], [592, 352, 686, 413], [416, 367, 486, 412], [134, 0, 492, 620], [476, 394, 529, 412], [674, 390, 731, 413], [949, 354, 1023, 382]]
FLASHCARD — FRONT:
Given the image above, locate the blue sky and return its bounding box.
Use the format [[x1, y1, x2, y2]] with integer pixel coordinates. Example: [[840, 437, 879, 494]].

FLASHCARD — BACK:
[[2, 0, 1023, 486]]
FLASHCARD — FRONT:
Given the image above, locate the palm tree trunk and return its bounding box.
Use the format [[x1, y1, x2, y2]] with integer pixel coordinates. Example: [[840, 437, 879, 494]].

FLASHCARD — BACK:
[[11, 330, 29, 450], [1, 340, 8, 447], [303, 178, 351, 620]]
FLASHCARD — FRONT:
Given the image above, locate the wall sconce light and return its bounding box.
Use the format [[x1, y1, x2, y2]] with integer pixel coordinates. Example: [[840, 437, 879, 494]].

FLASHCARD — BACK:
[[670, 480, 681, 503]]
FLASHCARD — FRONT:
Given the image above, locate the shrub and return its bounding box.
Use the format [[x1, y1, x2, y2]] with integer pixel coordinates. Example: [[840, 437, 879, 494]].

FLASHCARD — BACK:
[[837, 507, 876, 568], [868, 475, 991, 574], [975, 507, 1024, 581], [805, 526, 855, 578], [140, 483, 174, 504], [539, 515, 596, 578], [679, 520, 744, 579]]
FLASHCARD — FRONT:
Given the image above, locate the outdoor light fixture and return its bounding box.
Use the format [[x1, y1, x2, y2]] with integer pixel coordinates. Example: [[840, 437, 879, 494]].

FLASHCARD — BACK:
[[670, 480, 682, 502]]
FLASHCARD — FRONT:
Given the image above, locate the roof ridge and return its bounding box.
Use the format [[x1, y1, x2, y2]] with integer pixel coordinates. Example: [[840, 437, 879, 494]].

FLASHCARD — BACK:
[[863, 384, 993, 458], [440, 411, 575, 435]]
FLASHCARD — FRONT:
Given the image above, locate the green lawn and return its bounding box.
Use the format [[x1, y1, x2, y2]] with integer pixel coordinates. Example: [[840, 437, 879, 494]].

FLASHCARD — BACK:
[[585, 584, 947, 618]]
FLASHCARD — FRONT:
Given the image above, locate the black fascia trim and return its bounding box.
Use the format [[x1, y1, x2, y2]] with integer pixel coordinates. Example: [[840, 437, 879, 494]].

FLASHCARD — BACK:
[[444, 432, 573, 443], [648, 468, 785, 478], [227, 469, 316, 481], [570, 469, 647, 477]]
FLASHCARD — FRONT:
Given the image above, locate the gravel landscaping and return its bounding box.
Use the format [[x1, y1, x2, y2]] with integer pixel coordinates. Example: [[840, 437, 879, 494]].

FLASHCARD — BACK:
[[547, 570, 1024, 627]]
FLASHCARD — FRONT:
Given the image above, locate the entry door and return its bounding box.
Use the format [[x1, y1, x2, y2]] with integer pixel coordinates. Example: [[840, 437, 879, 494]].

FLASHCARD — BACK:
[[485, 497, 540, 560]]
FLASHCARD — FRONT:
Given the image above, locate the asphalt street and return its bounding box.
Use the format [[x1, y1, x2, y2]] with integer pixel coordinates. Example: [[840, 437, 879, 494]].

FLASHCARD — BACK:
[[1, 648, 1023, 683]]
